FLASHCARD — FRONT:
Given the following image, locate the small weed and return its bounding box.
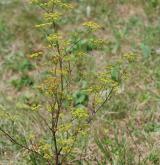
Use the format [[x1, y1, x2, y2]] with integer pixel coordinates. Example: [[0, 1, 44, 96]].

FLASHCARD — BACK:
[[148, 150, 160, 164], [11, 75, 34, 90], [4, 51, 34, 73], [0, 19, 11, 50], [144, 122, 160, 133]]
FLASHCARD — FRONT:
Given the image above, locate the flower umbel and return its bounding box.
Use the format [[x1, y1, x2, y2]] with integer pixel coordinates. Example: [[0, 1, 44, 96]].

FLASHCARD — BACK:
[[83, 21, 101, 31]]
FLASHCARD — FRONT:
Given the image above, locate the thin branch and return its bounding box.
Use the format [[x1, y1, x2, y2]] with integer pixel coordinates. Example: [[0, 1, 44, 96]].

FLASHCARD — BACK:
[[95, 87, 114, 113], [37, 112, 52, 132], [87, 87, 114, 124], [64, 32, 89, 56], [0, 127, 44, 159]]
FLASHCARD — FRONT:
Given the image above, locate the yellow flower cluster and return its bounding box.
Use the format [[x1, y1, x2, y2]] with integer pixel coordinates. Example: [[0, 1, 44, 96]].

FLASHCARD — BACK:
[[92, 39, 105, 48], [76, 51, 87, 57], [47, 33, 62, 43], [29, 52, 43, 58], [51, 55, 60, 64], [58, 123, 72, 132], [99, 73, 113, 84], [39, 142, 52, 160], [72, 107, 89, 119], [56, 69, 68, 75], [86, 86, 102, 93], [57, 137, 74, 153], [35, 22, 52, 28], [42, 77, 60, 94], [30, 0, 60, 5], [49, 68, 68, 76], [47, 0, 62, 6], [59, 40, 71, 50], [95, 96, 103, 105], [48, 0, 73, 9], [83, 21, 101, 31], [28, 133, 35, 141], [30, 0, 73, 10], [99, 72, 119, 87], [60, 3, 73, 10], [44, 12, 62, 21], [123, 52, 137, 62], [47, 33, 70, 49]]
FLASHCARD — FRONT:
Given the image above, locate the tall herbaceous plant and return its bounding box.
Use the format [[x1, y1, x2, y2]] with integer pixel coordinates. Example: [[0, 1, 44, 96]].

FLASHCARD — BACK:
[[1, 0, 136, 164]]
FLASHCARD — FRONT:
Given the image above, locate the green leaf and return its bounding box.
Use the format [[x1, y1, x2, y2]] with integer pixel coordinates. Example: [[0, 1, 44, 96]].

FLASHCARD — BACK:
[[111, 67, 119, 82], [140, 43, 151, 58], [73, 91, 89, 106]]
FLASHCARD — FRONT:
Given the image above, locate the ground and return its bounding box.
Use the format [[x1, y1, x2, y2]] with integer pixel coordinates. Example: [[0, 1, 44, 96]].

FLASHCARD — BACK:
[[0, 0, 160, 164]]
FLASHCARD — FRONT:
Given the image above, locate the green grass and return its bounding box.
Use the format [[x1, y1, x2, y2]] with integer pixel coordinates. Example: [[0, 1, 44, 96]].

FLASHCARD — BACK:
[[0, 0, 160, 164]]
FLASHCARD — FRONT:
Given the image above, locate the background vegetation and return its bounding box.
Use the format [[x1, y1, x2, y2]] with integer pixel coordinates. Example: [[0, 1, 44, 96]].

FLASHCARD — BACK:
[[0, 0, 160, 164]]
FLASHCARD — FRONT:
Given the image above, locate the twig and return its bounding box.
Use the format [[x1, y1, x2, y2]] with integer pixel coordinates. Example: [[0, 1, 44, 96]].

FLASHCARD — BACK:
[[0, 127, 44, 159], [95, 87, 114, 113], [87, 87, 114, 123]]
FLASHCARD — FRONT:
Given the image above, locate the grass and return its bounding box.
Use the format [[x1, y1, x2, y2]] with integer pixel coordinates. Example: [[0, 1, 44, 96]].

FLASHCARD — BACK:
[[0, 0, 160, 164]]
